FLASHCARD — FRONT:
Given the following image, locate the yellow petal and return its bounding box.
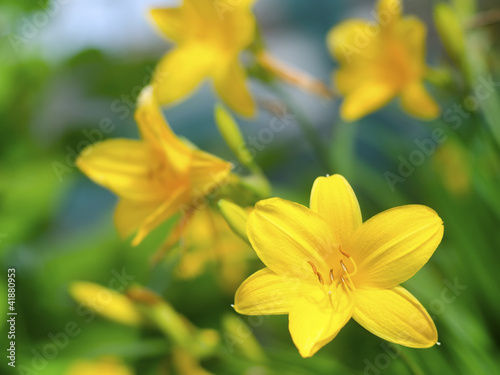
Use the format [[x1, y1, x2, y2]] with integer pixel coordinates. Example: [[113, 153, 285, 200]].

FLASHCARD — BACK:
[[214, 60, 255, 117], [188, 0, 256, 45], [310, 175, 362, 246], [136, 86, 192, 171], [132, 187, 186, 246], [334, 65, 378, 95], [69, 282, 142, 327], [234, 268, 306, 315], [153, 44, 217, 106], [349, 205, 443, 289], [114, 199, 161, 238], [190, 149, 232, 199], [378, 0, 402, 26], [353, 286, 437, 348], [401, 81, 440, 120], [396, 16, 426, 63], [76, 139, 164, 201], [327, 20, 379, 64], [149, 8, 185, 43], [247, 198, 335, 280], [340, 81, 396, 121], [216, 1, 257, 50], [289, 286, 354, 357]]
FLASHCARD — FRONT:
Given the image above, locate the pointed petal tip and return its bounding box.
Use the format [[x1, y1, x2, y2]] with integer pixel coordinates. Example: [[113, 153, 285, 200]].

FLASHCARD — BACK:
[[353, 287, 438, 348], [297, 348, 315, 358]]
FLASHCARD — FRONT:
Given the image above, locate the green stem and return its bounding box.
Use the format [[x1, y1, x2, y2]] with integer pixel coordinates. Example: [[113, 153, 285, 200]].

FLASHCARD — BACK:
[[270, 83, 335, 174]]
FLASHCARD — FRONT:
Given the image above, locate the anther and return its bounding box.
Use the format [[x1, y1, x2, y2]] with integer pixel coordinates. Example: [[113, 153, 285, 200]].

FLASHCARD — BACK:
[[329, 269, 334, 282], [307, 261, 318, 275], [340, 260, 348, 273], [317, 273, 324, 285], [339, 245, 351, 258]]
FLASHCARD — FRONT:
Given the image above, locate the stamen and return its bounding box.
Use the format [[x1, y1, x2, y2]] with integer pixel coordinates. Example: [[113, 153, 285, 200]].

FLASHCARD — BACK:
[[329, 269, 334, 283], [307, 261, 318, 275], [317, 273, 324, 285], [342, 268, 356, 290], [340, 260, 348, 273], [339, 245, 351, 258], [348, 257, 358, 276]]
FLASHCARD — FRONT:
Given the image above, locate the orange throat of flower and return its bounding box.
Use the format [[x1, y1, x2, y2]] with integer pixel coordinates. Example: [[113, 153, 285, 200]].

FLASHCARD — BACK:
[[307, 245, 358, 295]]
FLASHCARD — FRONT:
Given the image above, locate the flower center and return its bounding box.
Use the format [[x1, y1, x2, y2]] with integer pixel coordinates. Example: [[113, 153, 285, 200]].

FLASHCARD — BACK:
[[307, 245, 357, 293]]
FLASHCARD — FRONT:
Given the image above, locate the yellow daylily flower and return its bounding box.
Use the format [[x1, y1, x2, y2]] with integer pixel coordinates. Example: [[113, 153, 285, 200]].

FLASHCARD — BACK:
[[66, 357, 133, 375], [177, 206, 254, 291], [77, 86, 232, 246], [235, 174, 443, 357], [327, 0, 440, 121], [149, 0, 257, 117]]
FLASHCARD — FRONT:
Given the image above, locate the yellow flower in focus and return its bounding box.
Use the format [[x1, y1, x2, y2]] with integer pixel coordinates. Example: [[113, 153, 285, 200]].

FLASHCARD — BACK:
[[149, 0, 257, 117], [66, 357, 133, 375], [235, 175, 443, 357], [76, 86, 232, 246], [177, 206, 254, 291], [327, 0, 440, 121], [69, 282, 143, 326]]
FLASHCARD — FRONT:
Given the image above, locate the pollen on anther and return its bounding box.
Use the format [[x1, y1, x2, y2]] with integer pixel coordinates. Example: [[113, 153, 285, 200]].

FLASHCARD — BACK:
[[339, 245, 351, 258], [340, 260, 348, 273], [307, 260, 318, 275]]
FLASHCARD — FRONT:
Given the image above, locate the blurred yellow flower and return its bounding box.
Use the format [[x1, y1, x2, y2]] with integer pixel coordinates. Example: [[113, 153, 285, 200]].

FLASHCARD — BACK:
[[66, 357, 133, 375], [69, 282, 143, 326], [149, 0, 257, 117], [327, 0, 440, 121], [235, 174, 443, 357], [77, 86, 231, 246], [177, 206, 254, 291]]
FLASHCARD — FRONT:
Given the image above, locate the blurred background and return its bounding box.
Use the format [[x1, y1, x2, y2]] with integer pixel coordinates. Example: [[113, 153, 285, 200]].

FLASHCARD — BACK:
[[1, 0, 500, 374]]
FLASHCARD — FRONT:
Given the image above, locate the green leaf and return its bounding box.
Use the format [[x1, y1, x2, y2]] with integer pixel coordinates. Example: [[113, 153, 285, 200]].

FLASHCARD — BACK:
[[434, 3, 466, 66]]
